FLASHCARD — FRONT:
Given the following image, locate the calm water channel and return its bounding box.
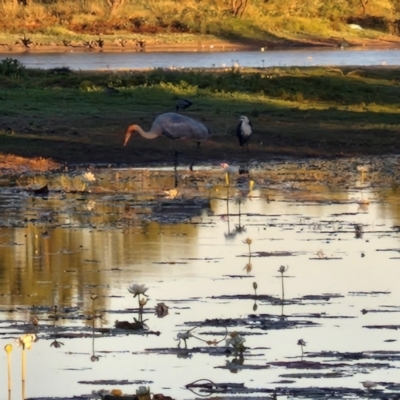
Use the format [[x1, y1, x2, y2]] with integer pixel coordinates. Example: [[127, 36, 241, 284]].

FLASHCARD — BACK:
[[1, 48, 400, 70], [1, 159, 400, 399]]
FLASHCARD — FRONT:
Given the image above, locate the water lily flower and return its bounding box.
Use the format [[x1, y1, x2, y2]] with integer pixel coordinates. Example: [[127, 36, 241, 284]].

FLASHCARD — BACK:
[[82, 172, 96, 182], [226, 332, 246, 355], [243, 238, 252, 245], [278, 265, 288, 274], [128, 283, 149, 297], [136, 386, 151, 400], [136, 386, 150, 395], [243, 262, 252, 273], [139, 297, 148, 308], [92, 389, 110, 399], [4, 344, 12, 354], [16, 333, 37, 350], [298, 339, 306, 359], [297, 339, 306, 347], [362, 381, 378, 389]]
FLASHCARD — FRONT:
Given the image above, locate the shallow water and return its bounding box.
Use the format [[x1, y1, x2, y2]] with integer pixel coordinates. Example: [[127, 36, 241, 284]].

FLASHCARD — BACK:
[[1, 48, 400, 70], [1, 159, 400, 399]]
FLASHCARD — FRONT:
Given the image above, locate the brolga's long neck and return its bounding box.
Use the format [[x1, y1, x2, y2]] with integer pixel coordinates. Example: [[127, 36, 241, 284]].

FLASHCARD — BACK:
[[124, 124, 159, 146]]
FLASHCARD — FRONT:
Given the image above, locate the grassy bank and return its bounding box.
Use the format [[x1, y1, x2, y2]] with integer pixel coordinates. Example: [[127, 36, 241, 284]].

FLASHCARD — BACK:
[[0, 61, 400, 167]]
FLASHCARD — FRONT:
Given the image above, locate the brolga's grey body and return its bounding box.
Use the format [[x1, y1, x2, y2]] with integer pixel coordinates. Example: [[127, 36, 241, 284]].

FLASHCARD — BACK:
[[176, 98, 193, 111], [237, 115, 253, 148], [123, 112, 210, 147]]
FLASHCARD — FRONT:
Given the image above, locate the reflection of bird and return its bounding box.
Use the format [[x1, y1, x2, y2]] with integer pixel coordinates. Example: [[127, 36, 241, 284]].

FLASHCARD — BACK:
[[176, 98, 193, 111], [124, 112, 210, 147], [237, 115, 252, 149], [221, 163, 251, 186], [221, 162, 237, 185], [357, 165, 369, 184]]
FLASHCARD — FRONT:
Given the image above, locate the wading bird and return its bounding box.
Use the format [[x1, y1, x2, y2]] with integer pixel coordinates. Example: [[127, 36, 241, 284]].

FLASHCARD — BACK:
[[124, 112, 210, 187], [176, 98, 193, 111], [124, 112, 210, 148], [237, 115, 252, 150]]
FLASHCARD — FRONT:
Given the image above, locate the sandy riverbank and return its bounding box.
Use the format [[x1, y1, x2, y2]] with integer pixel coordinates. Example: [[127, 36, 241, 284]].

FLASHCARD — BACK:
[[1, 33, 400, 54]]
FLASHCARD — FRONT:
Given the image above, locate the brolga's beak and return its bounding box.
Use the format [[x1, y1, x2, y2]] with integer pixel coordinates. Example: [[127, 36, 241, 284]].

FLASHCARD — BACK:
[[123, 131, 132, 147]]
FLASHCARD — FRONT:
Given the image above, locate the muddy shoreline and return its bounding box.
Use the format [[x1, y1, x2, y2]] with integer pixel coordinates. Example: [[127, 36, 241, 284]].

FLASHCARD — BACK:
[[2, 34, 400, 54]]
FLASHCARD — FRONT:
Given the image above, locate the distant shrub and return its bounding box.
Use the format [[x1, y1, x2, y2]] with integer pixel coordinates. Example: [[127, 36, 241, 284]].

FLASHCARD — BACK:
[[0, 58, 26, 77]]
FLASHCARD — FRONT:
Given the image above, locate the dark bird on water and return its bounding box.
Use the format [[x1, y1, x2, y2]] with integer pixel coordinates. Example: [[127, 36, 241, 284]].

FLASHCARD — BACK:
[[237, 115, 253, 149], [124, 112, 210, 147], [176, 98, 193, 111]]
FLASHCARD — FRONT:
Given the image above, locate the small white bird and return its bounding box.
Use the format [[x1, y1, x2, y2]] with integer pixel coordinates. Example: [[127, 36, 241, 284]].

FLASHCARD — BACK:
[[237, 115, 253, 150]]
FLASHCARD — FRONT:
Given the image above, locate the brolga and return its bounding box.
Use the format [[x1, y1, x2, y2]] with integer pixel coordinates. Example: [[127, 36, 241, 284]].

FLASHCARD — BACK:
[[124, 112, 210, 187], [124, 112, 210, 148], [176, 98, 193, 111], [237, 115, 253, 151]]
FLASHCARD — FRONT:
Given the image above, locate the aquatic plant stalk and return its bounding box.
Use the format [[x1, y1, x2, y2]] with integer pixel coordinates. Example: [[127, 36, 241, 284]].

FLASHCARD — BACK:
[[22, 345, 26, 400], [297, 339, 306, 360], [4, 344, 12, 400], [278, 265, 288, 304]]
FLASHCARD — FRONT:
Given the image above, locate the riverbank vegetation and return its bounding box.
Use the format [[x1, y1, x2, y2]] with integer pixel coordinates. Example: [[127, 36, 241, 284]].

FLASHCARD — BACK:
[[1, 0, 400, 47], [0, 60, 399, 167]]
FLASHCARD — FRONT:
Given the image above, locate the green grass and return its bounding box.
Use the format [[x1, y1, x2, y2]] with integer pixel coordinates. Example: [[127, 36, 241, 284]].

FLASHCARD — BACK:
[[1, 64, 400, 164]]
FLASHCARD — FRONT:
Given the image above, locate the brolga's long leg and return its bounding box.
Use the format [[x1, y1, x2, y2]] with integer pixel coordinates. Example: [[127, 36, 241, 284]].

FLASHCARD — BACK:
[[174, 150, 179, 188]]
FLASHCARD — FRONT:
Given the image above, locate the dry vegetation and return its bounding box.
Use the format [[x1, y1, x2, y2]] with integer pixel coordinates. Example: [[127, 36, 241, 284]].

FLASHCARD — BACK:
[[0, 0, 400, 47]]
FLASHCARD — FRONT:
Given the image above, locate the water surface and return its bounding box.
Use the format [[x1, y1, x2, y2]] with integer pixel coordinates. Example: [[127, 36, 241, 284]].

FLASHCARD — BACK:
[[0, 160, 400, 399], [1, 48, 399, 70]]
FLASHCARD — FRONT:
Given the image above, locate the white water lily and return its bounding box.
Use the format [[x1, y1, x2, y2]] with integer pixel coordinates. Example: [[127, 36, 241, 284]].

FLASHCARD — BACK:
[[226, 333, 246, 354], [128, 283, 149, 297], [226, 335, 245, 348], [82, 172, 96, 182], [136, 386, 150, 395], [16, 333, 37, 350]]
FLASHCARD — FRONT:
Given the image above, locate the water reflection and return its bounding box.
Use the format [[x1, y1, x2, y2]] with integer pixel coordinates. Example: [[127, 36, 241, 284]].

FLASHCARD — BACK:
[[1, 162, 400, 399], [49, 306, 64, 349], [1, 165, 400, 315]]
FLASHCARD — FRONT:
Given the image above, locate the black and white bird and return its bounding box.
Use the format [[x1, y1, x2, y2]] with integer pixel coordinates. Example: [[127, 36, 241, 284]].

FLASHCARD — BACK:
[[176, 98, 193, 111], [236, 115, 252, 150]]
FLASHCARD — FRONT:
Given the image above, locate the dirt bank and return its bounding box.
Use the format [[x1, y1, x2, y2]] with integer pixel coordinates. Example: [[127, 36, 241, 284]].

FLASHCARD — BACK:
[[2, 33, 400, 54]]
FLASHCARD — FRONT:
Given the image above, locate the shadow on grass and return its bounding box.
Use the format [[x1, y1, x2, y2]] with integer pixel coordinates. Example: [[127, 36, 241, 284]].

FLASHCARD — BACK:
[[1, 66, 400, 165]]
